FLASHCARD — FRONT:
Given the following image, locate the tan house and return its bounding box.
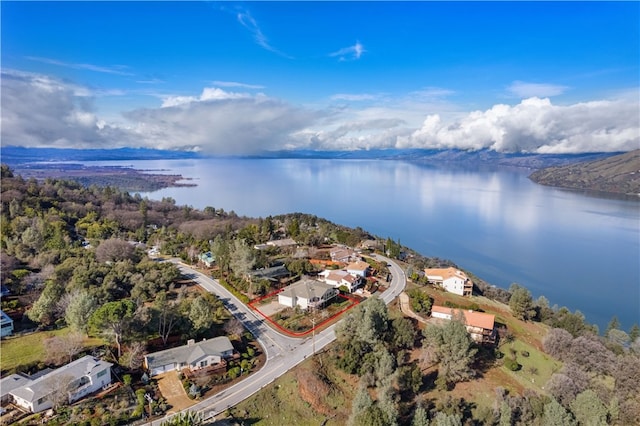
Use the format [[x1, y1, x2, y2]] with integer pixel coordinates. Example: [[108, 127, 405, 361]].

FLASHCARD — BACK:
[[425, 267, 473, 296], [318, 269, 362, 293], [431, 305, 496, 343], [330, 247, 360, 263]]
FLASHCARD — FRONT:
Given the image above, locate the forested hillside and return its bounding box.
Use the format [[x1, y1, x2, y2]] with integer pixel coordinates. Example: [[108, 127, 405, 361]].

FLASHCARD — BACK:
[[529, 149, 640, 195]]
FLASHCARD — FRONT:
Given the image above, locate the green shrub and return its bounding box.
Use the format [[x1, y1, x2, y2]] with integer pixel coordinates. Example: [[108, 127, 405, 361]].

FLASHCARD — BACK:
[[504, 358, 521, 371]]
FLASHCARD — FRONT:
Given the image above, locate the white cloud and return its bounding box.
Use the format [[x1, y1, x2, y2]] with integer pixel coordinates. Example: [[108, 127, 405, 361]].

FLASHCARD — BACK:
[[237, 11, 293, 58], [0, 69, 129, 148], [26, 56, 133, 76], [507, 80, 569, 98], [211, 80, 265, 89], [406, 96, 639, 153], [160, 87, 256, 108], [330, 93, 378, 101], [3, 70, 637, 155], [329, 41, 365, 61]]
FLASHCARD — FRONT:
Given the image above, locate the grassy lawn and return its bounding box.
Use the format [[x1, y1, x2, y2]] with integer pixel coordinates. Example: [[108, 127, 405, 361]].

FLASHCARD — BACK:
[[498, 338, 561, 394], [0, 328, 104, 374]]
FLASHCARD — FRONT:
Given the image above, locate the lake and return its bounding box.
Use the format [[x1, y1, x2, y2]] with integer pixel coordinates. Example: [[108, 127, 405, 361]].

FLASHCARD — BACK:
[[99, 158, 639, 332]]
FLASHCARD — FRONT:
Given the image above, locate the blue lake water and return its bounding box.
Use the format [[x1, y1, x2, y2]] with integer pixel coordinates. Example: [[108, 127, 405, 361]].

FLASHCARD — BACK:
[[96, 158, 639, 331]]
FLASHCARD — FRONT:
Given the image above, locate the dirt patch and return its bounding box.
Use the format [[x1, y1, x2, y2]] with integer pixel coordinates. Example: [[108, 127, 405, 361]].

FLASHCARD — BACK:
[[296, 367, 332, 416], [156, 370, 195, 412]]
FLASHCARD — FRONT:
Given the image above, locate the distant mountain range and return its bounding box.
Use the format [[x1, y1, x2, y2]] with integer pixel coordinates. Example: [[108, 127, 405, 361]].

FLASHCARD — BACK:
[[0, 146, 203, 164], [529, 149, 640, 196], [1, 145, 619, 170]]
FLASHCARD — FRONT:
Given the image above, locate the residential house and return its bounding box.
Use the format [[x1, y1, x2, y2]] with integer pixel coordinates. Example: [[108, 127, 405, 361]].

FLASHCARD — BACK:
[[144, 336, 234, 377], [266, 238, 297, 249], [329, 247, 360, 263], [0, 309, 14, 337], [346, 261, 370, 278], [8, 356, 112, 413], [278, 279, 339, 310], [199, 251, 215, 268], [249, 264, 290, 283], [0, 374, 31, 404], [431, 305, 496, 343], [318, 270, 362, 293], [424, 267, 473, 296]]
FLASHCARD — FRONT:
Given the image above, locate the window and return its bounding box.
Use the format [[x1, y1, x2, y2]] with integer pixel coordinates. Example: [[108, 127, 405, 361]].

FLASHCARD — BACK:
[[97, 369, 107, 378], [200, 360, 208, 367]]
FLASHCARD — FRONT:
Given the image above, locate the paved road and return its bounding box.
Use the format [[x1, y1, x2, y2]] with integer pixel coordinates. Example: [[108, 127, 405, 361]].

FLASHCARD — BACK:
[[149, 255, 405, 425]]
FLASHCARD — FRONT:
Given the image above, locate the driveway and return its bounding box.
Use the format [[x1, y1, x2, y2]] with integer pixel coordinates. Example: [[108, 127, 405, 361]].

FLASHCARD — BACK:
[[156, 370, 195, 413], [252, 299, 287, 317]]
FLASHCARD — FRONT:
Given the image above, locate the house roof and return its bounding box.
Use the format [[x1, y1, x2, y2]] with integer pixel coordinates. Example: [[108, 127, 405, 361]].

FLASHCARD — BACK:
[[0, 309, 12, 324], [266, 238, 297, 247], [0, 374, 32, 398], [250, 265, 289, 280], [280, 279, 335, 301], [431, 305, 495, 330], [330, 247, 357, 259], [425, 267, 469, 281], [145, 336, 234, 370], [347, 261, 370, 271], [9, 356, 112, 404]]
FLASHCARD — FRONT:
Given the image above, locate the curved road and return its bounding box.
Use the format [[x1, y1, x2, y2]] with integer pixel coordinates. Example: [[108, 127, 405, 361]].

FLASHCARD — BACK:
[[150, 255, 405, 425]]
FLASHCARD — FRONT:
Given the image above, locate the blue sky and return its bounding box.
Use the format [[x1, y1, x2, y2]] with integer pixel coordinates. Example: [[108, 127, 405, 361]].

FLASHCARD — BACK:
[[2, 1, 638, 154]]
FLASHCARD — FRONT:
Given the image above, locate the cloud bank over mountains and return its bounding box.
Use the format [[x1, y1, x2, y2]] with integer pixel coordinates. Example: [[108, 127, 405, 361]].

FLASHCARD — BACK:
[[2, 69, 638, 155]]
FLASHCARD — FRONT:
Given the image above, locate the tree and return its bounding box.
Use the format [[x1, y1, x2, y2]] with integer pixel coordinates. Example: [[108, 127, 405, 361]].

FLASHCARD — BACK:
[[543, 398, 576, 426], [229, 239, 255, 290], [88, 300, 137, 359], [44, 373, 75, 411], [605, 315, 621, 336], [64, 290, 97, 333], [211, 235, 231, 273], [509, 283, 535, 321], [154, 291, 180, 345], [412, 404, 430, 426], [188, 295, 215, 334], [542, 327, 574, 360], [422, 316, 477, 388], [629, 323, 640, 342], [390, 316, 416, 350], [27, 280, 65, 326], [224, 317, 245, 338], [432, 412, 462, 426], [44, 331, 84, 364], [348, 383, 373, 426], [570, 389, 607, 426], [95, 238, 135, 263]]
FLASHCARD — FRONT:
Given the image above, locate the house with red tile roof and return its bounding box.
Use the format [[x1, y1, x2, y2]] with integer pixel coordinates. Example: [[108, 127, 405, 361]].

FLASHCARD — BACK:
[[425, 267, 473, 296], [431, 305, 496, 343]]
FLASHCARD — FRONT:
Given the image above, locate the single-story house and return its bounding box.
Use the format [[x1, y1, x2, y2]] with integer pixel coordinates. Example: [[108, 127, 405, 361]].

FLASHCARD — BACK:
[[431, 305, 496, 343], [330, 247, 360, 263], [278, 279, 339, 310], [318, 270, 363, 293], [346, 261, 371, 277], [249, 264, 290, 282], [8, 356, 112, 413], [424, 267, 473, 296], [1, 309, 14, 337], [144, 336, 234, 377], [0, 374, 31, 404], [199, 251, 215, 268], [266, 238, 297, 249]]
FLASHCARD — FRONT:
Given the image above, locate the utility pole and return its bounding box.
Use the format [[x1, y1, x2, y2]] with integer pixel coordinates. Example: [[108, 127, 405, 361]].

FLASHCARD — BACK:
[[311, 315, 316, 356]]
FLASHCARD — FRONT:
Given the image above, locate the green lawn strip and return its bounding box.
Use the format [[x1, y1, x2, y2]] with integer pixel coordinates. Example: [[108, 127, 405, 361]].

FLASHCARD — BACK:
[[498, 338, 561, 394], [0, 328, 104, 374]]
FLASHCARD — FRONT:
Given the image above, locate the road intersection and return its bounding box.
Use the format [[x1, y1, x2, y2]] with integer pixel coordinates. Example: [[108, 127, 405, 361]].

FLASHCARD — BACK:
[[150, 255, 406, 425]]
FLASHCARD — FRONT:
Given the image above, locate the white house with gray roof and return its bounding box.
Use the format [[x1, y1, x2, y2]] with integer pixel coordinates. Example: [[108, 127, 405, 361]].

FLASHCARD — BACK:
[[278, 279, 338, 310], [8, 356, 112, 413], [144, 336, 234, 377]]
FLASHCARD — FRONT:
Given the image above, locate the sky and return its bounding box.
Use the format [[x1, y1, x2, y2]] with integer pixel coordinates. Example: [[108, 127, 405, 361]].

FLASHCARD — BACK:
[[1, 1, 639, 155]]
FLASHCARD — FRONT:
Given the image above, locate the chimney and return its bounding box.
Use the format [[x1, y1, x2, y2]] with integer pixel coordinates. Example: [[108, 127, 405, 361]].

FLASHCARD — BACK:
[[187, 339, 195, 346]]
